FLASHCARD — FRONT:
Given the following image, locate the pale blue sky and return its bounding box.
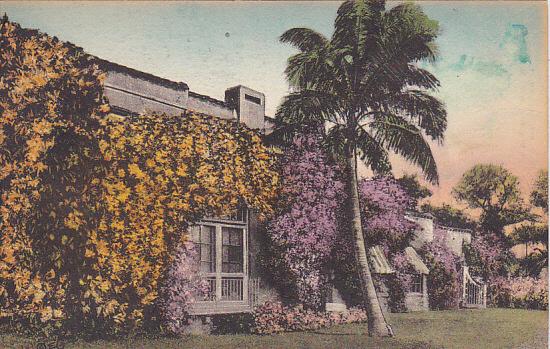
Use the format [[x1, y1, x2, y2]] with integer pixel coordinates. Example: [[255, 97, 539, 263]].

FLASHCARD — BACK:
[[2, 1, 547, 204]]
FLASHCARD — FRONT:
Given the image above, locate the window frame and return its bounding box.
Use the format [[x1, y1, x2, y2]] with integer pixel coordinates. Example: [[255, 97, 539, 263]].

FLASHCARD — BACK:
[[191, 211, 249, 303], [410, 274, 423, 294]]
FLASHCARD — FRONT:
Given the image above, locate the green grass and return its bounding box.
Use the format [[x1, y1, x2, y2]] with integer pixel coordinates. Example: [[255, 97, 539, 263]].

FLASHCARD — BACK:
[[1, 309, 547, 349]]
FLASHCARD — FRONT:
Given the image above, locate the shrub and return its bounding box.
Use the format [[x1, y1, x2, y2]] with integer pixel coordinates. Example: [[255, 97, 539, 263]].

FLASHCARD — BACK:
[[211, 313, 254, 334], [158, 241, 209, 335], [464, 232, 515, 279], [489, 276, 548, 310], [251, 301, 367, 335], [359, 177, 417, 253]]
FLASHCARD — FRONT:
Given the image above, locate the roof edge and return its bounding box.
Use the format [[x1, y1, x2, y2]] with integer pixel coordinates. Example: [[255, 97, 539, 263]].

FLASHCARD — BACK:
[[91, 57, 189, 91]]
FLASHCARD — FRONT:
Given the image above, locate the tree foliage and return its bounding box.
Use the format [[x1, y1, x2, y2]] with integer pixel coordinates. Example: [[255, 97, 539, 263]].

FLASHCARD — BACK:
[[359, 177, 417, 253], [0, 20, 279, 335], [452, 164, 532, 235], [530, 169, 548, 212], [275, 0, 446, 183], [396, 174, 432, 207]]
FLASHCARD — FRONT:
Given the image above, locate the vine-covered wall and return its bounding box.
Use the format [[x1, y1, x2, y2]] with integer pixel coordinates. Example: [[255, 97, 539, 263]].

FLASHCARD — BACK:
[[0, 20, 279, 335]]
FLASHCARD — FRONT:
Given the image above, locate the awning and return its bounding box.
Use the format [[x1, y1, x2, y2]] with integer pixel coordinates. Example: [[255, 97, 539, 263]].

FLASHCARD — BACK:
[[368, 245, 395, 274], [405, 247, 429, 274]]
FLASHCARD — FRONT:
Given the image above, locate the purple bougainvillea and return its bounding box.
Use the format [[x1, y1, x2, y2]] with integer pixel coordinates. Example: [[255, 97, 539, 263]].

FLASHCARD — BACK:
[[333, 176, 419, 309], [468, 232, 512, 278], [420, 227, 463, 309], [159, 240, 209, 335], [267, 134, 344, 309], [358, 177, 418, 255]]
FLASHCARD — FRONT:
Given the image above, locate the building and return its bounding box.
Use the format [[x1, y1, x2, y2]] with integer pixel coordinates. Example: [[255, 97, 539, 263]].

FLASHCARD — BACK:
[[366, 245, 430, 313], [96, 58, 273, 134], [327, 211, 486, 313], [404, 211, 486, 310], [97, 58, 278, 317], [98, 58, 486, 318]]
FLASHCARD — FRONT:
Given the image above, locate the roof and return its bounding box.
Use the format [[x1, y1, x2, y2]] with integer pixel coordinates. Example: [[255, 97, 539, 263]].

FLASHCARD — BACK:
[[368, 246, 394, 274], [405, 247, 430, 274], [188, 91, 228, 108], [91, 57, 189, 91], [438, 225, 472, 234]]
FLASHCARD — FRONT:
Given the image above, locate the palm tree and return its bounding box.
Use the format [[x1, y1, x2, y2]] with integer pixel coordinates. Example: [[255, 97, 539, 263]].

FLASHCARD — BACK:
[[274, 0, 447, 337]]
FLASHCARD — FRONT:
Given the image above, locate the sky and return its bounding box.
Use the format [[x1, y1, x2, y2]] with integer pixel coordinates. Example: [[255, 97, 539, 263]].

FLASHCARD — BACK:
[[2, 1, 547, 206]]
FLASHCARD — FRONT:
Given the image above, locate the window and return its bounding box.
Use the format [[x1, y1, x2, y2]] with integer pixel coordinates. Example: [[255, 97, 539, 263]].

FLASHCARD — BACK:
[[244, 94, 262, 105], [190, 215, 248, 302], [410, 274, 423, 293], [222, 227, 243, 273]]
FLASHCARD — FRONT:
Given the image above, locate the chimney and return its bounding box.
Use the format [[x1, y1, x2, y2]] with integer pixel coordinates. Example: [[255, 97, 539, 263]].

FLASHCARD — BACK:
[[225, 85, 265, 131]]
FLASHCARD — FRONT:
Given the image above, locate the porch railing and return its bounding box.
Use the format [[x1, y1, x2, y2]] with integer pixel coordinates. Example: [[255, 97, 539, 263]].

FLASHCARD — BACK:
[[200, 276, 260, 305], [221, 277, 244, 301]]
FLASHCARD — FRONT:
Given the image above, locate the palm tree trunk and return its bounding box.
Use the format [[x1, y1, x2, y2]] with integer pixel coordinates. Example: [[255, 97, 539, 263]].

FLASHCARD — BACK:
[[345, 150, 392, 337]]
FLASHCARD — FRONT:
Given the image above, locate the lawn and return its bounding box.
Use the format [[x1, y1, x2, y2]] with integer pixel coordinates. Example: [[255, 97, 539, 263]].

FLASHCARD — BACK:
[[1, 308, 547, 349]]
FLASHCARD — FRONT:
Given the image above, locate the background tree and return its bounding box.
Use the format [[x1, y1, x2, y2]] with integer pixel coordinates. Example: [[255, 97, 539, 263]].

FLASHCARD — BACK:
[[511, 169, 548, 276], [275, 0, 446, 336], [530, 169, 548, 213], [510, 224, 547, 276], [452, 164, 532, 237], [396, 174, 432, 208]]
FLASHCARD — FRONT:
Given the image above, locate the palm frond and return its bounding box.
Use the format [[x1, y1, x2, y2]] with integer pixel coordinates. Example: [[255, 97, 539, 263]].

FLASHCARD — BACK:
[[387, 90, 447, 142], [401, 65, 441, 90], [356, 127, 392, 175], [280, 27, 328, 52], [284, 51, 334, 90], [324, 124, 347, 160], [274, 90, 341, 141], [371, 113, 439, 184], [332, 0, 384, 50]]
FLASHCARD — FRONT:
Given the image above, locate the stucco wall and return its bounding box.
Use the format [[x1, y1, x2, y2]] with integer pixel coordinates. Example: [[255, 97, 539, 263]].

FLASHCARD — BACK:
[[404, 276, 429, 311], [103, 65, 268, 133], [406, 214, 435, 250], [186, 94, 235, 120], [104, 70, 188, 115], [442, 229, 472, 256]]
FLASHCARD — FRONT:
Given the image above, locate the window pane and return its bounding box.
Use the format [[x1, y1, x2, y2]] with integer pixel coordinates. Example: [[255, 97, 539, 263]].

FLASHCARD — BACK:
[[201, 226, 215, 244], [222, 227, 243, 273], [410, 274, 422, 293], [201, 247, 210, 262], [222, 246, 229, 262], [198, 225, 216, 273], [190, 225, 200, 242]]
